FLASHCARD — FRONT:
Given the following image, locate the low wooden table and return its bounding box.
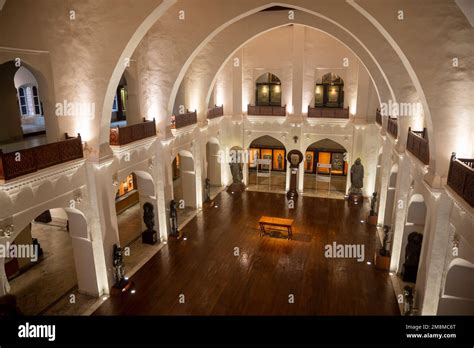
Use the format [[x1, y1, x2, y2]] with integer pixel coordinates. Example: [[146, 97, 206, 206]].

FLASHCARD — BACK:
[[259, 216, 294, 240]]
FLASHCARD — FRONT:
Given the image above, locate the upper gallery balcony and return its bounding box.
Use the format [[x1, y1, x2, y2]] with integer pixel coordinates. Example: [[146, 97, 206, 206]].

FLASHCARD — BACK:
[[207, 105, 224, 120], [247, 104, 286, 117], [0, 134, 83, 181], [307, 106, 349, 119], [407, 127, 430, 165], [387, 117, 398, 138], [109, 118, 156, 146], [171, 110, 198, 130], [447, 154, 474, 207]]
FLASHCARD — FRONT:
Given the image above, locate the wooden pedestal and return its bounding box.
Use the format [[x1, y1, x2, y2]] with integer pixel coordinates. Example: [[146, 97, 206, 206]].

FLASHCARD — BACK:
[[374, 252, 391, 271], [367, 214, 378, 226], [142, 230, 157, 245]]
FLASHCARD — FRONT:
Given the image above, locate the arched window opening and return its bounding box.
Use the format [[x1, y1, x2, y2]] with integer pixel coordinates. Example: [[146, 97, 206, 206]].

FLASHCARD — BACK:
[[255, 73, 281, 106], [111, 75, 128, 127], [315, 73, 344, 108]]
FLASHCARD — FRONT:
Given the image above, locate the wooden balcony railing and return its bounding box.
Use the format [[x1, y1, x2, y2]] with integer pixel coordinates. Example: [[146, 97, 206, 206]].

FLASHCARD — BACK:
[[110, 118, 156, 146], [447, 154, 474, 207], [207, 105, 224, 120], [407, 127, 430, 165], [307, 106, 349, 119], [171, 110, 197, 129], [0, 134, 83, 181], [387, 117, 398, 138], [376, 109, 382, 125], [247, 104, 286, 116]]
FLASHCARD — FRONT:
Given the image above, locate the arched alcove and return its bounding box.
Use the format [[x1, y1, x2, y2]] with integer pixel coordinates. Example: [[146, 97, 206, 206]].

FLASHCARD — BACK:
[[315, 72, 344, 108], [3, 207, 99, 314], [205, 137, 222, 200], [383, 162, 399, 226], [438, 259, 474, 315], [171, 150, 198, 226], [303, 138, 348, 198], [255, 73, 282, 107], [247, 135, 287, 193]]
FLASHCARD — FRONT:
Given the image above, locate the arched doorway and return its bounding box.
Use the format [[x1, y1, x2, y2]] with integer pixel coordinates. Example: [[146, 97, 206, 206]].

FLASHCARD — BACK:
[[0, 61, 46, 147], [111, 74, 129, 128], [397, 193, 427, 281], [255, 73, 282, 106], [247, 135, 286, 193], [172, 150, 198, 223], [205, 138, 223, 200], [3, 207, 97, 315], [438, 259, 474, 315], [303, 138, 348, 199]]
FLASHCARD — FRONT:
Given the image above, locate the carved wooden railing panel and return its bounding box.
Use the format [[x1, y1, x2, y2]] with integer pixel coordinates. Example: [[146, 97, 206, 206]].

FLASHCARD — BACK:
[[207, 105, 224, 119], [406, 127, 430, 165], [171, 110, 198, 129], [0, 134, 83, 181], [387, 117, 398, 138], [447, 155, 474, 207], [308, 106, 349, 119], [109, 118, 156, 146], [376, 109, 382, 125], [247, 105, 286, 116]]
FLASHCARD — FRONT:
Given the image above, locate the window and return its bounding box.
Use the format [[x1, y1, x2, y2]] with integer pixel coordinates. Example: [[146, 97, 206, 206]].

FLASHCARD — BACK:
[[17, 84, 42, 116], [315, 73, 344, 108], [112, 94, 118, 112], [255, 73, 282, 106]]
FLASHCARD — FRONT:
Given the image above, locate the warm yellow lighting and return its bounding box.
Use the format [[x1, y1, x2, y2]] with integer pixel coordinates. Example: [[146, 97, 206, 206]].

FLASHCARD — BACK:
[[315, 86, 321, 94], [261, 85, 269, 95], [274, 85, 281, 93]]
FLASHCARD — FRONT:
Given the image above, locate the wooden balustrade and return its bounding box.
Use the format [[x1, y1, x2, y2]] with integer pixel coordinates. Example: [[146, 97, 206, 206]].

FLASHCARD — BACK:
[[0, 134, 83, 181], [207, 105, 224, 119], [171, 110, 198, 129], [387, 117, 398, 138], [247, 104, 286, 116], [406, 127, 430, 165], [376, 109, 382, 125], [447, 154, 474, 207], [307, 106, 349, 119], [110, 118, 156, 146]]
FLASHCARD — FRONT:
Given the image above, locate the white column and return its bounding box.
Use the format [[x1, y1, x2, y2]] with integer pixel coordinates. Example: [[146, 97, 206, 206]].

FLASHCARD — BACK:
[[292, 25, 305, 116], [232, 49, 243, 117]]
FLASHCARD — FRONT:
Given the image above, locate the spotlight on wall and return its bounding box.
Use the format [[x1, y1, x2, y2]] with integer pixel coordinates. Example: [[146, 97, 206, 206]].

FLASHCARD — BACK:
[[293, 136, 298, 144]]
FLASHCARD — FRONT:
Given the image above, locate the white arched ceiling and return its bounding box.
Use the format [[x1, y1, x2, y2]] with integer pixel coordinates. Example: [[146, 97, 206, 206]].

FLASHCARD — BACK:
[[99, 0, 177, 145]]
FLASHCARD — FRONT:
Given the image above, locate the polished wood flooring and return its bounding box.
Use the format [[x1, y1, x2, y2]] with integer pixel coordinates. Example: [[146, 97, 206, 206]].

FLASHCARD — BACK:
[[94, 191, 399, 315]]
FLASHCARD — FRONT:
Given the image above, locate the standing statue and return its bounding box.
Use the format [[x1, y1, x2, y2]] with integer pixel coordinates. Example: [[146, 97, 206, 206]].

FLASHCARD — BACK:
[[142, 202, 157, 244], [402, 232, 423, 282], [349, 158, 364, 195], [229, 162, 243, 184], [169, 200, 179, 237], [306, 153, 312, 171], [370, 192, 378, 216], [205, 178, 211, 202], [277, 153, 283, 170], [113, 244, 125, 285]]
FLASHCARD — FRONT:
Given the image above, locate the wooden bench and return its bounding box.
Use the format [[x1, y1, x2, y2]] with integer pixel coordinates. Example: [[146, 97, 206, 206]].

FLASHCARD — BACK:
[[259, 216, 294, 240]]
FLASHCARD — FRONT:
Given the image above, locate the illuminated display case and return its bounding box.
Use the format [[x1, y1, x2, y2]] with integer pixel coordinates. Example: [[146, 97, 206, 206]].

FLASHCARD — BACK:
[[304, 150, 348, 176], [248, 147, 286, 172], [115, 173, 139, 214], [315, 73, 344, 108]]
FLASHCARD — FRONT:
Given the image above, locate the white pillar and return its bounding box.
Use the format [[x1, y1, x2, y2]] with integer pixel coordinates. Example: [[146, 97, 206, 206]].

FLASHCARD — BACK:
[[232, 49, 243, 117], [292, 25, 305, 116]]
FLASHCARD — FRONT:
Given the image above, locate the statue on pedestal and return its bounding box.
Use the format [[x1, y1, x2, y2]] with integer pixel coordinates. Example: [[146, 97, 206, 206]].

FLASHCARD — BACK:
[[403, 232, 423, 282], [370, 192, 378, 215], [113, 244, 125, 285], [205, 178, 211, 202], [142, 202, 157, 245], [227, 161, 245, 193], [169, 200, 179, 237], [349, 158, 364, 195]]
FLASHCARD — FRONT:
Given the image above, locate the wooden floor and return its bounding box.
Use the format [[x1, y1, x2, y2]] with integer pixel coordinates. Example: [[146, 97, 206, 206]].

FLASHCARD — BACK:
[[94, 191, 399, 315]]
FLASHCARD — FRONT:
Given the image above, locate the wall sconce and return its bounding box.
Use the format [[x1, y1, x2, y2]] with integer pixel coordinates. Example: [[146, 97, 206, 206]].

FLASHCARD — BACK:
[[112, 174, 119, 188], [293, 136, 298, 144]]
